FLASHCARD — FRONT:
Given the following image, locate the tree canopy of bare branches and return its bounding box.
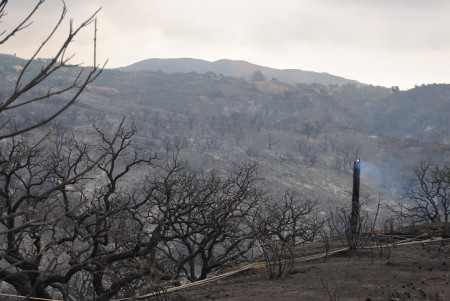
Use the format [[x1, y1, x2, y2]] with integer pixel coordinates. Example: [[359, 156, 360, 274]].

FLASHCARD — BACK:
[[0, 0, 106, 140], [0, 1, 124, 299], [391, 161, 450, 225], [155, 160, 264, 281], [252, 191, 321, 278]]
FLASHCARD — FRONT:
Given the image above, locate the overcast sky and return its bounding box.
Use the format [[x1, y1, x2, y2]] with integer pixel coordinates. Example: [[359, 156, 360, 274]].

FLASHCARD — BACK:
[[2, 0, 450, 89]]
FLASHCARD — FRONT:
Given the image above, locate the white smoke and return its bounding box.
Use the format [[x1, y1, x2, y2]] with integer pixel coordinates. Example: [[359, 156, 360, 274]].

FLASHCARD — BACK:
[[360, 159, 407, 197]]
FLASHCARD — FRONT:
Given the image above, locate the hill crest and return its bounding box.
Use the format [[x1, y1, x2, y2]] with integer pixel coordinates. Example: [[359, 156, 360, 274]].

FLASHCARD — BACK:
[[117, 58, 359, 85]]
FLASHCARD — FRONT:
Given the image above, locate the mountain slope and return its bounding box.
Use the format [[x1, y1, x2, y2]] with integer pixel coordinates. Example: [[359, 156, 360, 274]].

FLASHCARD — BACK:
[[117, 58, 358, 85], [1, 54, 449, 211]]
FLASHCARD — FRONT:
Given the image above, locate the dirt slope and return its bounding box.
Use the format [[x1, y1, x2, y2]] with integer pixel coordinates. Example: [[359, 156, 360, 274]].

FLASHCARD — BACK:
[[171, 239, 450, 301]]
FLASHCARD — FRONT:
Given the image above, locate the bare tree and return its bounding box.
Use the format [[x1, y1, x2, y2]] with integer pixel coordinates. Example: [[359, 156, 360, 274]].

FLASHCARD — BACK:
[[328, 207, 369, 252], [328, 195, 381, 252], [264, 192, 320, 245], [0, 122, 168, 300], [155, 160, 264, 281], [390, 161, 450, 224], [267, 133, 277, 150], [297, 139, 312, 157], [0, 1, 153, 299], [252, 191, 322, 278], [321, 135, 329, 153], [257, 235, 294, 279], [74, 124, 161, 301], [329, 139, 363, 173], [205, 134, 219, 150], [0, 0, 106, 141], [302, 122, 315, 139], [297, 139, 319, 166]]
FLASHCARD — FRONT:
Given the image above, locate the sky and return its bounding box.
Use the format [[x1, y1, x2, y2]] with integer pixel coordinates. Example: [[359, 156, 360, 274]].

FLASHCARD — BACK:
[[2, 0, 450, 89]]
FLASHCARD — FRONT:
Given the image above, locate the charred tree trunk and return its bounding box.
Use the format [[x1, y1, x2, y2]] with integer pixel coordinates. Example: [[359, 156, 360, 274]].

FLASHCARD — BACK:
[[350, 159, 360, 251]]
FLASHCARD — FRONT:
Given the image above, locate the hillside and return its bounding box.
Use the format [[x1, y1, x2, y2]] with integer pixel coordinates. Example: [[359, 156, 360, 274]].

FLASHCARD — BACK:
[[117, 58, 359, 85], [1, 54, 450, 213], [173, 238, 450, 301]]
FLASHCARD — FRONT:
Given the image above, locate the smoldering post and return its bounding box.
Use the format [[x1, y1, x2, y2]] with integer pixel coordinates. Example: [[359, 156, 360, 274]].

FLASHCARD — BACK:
[[350, 158, 360, 250]]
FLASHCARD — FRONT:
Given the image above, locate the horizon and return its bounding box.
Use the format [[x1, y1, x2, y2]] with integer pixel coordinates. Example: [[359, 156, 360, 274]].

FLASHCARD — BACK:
[[3, 51, 448, 90], [0, 52, 391, 88]]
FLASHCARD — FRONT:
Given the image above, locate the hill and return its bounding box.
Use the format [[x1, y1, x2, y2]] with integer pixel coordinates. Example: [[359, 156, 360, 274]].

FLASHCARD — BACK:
[[117, 58, 359, 85], [1, 54, 450, 212]]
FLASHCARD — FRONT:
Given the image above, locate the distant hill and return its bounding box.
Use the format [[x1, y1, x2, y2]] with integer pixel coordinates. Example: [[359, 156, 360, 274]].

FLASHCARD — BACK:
[[0, 54, 27, 73], [117, 58, 359, 85], [0, 53, 26, 64]]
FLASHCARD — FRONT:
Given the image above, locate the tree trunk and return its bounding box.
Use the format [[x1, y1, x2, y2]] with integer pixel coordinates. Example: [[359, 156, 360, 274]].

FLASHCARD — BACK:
[[350, 159, 360, 251]]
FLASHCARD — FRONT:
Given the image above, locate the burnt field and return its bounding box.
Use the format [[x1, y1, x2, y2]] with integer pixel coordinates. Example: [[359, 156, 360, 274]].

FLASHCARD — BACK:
[[164, 237, 450, 301]]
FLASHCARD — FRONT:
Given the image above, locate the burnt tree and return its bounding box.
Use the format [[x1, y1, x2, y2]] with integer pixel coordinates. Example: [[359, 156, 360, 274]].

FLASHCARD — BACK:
[[349, 159, 360, 250], [391, 161, 450, 225]]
